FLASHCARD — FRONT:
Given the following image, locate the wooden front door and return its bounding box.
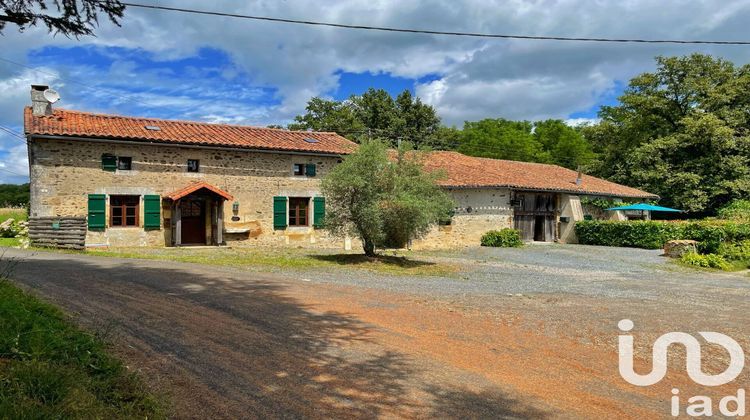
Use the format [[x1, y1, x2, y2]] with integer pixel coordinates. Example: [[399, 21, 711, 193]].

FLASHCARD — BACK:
[[180, 199, 205, 244]]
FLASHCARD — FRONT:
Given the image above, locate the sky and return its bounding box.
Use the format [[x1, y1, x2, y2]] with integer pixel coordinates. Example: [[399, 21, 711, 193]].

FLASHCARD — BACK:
[[1, 0, 750, 184]]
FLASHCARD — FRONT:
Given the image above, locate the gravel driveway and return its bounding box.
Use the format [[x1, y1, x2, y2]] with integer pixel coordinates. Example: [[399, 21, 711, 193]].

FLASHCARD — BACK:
[[4, 245, 749, 419]]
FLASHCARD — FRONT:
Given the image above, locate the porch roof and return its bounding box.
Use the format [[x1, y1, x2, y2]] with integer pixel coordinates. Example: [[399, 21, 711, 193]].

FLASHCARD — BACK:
[[165, 181, 233, 201]]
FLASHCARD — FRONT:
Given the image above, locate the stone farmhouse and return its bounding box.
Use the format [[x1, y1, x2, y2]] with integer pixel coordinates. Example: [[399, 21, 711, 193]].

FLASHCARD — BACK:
[[24, 85, 656, 250]]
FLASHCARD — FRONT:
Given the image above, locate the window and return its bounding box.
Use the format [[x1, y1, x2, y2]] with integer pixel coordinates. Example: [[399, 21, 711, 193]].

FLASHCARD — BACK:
[[187, 159, 200, 172], [288, 197, 309, 226], [293, 163, 317, 176], [117, 156, 132, 170], [110, 195, 139, 227]]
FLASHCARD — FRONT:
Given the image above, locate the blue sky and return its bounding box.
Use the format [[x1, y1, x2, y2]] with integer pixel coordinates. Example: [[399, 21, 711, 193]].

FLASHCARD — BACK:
[[1, 0, 750, 184]]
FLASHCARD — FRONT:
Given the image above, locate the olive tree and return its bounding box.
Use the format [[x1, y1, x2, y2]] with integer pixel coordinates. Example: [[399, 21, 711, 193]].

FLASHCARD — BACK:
[[321, 140, 454, 256]]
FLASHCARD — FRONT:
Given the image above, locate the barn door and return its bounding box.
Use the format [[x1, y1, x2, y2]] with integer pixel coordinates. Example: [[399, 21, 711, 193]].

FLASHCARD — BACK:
[[514, 215, 535, 241]]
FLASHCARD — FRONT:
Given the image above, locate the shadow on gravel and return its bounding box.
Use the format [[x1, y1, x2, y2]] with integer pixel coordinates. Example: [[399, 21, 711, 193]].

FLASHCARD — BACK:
[[310, 253, 436, 268], [10, 254, 547, 419]]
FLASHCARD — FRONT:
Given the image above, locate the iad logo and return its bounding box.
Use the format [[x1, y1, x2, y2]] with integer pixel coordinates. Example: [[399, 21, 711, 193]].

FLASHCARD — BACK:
[[617, 319, 746, 417]]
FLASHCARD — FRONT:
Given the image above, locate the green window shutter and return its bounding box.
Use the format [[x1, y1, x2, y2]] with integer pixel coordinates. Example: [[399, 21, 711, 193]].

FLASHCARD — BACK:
[[143, 195, 161, 230], [102, 154, 117, 172], [87, 194, 106, 230], [273, 196, 287, 230], [305, 163, 316, 177], [313, 197, 325, 228]]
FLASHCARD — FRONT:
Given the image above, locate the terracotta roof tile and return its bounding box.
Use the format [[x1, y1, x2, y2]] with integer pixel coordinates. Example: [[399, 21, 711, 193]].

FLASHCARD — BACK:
[[25, 108, 655, 199], [420, 151, 658, 199], [165, 181, 233, 201], [24, 107, 357, 155]]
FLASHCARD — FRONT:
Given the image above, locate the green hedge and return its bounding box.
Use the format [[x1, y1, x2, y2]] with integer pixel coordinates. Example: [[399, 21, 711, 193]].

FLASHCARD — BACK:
[[481, 229, 523, 247], [574, 220, 750, 251], [680, 252, 730, 270], [574, 220, 684, 249]]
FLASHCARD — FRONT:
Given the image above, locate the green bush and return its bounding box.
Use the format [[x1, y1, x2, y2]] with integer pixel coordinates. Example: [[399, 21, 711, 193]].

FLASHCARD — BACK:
[[717, 199, 750, 222], [574, 220, 685, 249], [575, 220, 750, 251], [717, 240, 750, 261], [680, 252, 730, 270], [480, 229, 523, 247]]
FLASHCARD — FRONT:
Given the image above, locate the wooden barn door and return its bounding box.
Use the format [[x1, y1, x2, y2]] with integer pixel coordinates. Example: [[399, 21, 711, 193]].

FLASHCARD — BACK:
[[513, 192, 557, 242]]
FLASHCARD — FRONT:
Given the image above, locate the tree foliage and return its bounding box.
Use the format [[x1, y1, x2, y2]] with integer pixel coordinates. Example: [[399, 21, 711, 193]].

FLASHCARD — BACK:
[[533, 119, 595, 169], [456, 118, 593, 169], [289, 88, 442, 149], [0, 0, 125, 37], [583, 54, 750, 213], [0, 183, 29, 207], [320, 141, 454, 256]]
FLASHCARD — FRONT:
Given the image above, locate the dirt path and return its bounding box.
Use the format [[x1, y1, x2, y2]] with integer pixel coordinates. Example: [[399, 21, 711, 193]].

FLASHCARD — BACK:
[[4, 249, 746, 418]]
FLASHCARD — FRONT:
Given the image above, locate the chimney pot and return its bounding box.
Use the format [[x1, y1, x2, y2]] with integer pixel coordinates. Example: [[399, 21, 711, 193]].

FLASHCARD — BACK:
[[576, 167, 583, 186], [31, 85, 53, 117]]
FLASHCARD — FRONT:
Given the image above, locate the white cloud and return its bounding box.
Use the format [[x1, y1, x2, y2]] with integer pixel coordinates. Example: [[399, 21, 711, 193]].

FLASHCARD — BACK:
[[565, 117, 600, 127], [3, 0, 750, 181]]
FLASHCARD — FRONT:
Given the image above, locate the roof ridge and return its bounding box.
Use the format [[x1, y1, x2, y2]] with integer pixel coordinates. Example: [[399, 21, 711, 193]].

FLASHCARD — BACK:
[[38, 107, 342, 136]]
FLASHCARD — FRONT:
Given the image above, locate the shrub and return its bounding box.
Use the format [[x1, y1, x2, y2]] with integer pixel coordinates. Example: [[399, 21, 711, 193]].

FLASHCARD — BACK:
[[574, 220, 684, 249], [717, 199, 750, 222], [717, 240, 750, 261], [481, 229, 523, 247], [680, 252, 730, 270], [0, 218, 23, 238], [575, 219, 750, 251]]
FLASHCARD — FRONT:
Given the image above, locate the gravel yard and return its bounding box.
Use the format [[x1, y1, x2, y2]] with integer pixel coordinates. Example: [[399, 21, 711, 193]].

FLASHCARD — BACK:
[[4, 244, 749, 418]]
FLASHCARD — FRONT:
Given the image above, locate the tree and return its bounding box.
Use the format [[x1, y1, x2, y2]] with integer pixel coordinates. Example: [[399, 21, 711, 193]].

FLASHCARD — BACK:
[[584, 54, 750, 213], [0, 183, 29, 206], [533, 119, 595, 169], [289, 88, 443, 148], [458, 118, 550, 163], [0, 0, 125, 37], [321, 141, 454, 256], [393, 90, 441, 148], [287, 97, 364, 136]]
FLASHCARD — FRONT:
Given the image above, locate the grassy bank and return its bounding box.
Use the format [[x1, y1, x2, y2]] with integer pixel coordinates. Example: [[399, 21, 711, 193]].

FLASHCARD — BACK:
[[0, 238, 20, 247], [0, 207, 27, 223], [0, 279, 164, 418], [79, 247, 458, 277]]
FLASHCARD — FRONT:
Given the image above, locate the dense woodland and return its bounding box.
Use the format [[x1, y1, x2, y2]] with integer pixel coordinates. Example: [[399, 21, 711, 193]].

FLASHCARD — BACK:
[[0, 183, 29, 207], [288, 54, 750, 215]]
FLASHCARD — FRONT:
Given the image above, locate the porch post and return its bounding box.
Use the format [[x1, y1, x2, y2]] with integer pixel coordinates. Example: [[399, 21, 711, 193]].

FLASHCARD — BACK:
[[174, 200, 182, 246], [217, 201, 224, 245]]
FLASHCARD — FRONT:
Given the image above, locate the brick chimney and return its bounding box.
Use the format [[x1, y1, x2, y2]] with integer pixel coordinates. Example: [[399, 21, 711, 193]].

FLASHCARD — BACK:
[[30, 85, 53, 116]]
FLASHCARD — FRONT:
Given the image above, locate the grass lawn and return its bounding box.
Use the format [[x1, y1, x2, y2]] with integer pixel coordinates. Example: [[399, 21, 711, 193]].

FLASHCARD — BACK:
[[77, 247, 458, 277], [0, 238, 19, 247], [0, 279, 164, 418]]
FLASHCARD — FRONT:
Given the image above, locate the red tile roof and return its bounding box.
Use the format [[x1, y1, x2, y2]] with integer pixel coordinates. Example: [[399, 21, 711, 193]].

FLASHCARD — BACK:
[[165, 181, 233, 201], [24, 107, 357, 155], [421, 151, 657, 199], [25, 108, 654, 198]]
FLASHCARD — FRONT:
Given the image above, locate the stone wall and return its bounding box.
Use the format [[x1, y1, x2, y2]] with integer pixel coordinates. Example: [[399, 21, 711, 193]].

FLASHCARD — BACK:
[[28, 138, 346, 248], [412, 188, 513, 249]]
